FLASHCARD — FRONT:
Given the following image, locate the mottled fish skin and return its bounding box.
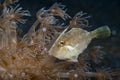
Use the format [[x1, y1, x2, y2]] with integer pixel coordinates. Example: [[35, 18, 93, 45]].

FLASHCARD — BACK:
[[49, 26, 111, 62], [49, 28, 92, 62]]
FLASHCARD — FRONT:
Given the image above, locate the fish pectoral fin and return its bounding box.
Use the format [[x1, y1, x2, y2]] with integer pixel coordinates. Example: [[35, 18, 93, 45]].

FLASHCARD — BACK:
[[64, 45, 74, 51]]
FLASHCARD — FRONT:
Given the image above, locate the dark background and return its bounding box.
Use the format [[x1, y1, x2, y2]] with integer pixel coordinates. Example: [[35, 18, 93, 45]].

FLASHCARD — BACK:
[[19, 0, 120, 68], [19, 0, 120, 36]]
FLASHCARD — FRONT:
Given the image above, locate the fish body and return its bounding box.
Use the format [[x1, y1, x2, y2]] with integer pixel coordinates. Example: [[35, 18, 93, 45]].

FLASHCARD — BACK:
[[49, 26, 111, 62]]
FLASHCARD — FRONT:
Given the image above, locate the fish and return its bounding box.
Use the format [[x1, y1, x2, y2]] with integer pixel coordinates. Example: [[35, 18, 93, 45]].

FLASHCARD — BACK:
[[48, 26, 111, 62]]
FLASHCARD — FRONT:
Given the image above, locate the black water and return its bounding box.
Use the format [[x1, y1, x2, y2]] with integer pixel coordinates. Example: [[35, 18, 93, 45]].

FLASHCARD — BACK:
[[19, 0, 120, 36]]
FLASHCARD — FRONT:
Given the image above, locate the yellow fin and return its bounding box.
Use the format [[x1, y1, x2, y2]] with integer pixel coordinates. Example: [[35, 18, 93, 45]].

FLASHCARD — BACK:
[[91, 26, 111, 38]]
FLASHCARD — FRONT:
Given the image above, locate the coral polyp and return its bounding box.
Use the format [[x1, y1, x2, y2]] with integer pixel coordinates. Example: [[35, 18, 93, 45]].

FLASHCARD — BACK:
[[2, 5, 31, 23], [0, 0, 120, 80]]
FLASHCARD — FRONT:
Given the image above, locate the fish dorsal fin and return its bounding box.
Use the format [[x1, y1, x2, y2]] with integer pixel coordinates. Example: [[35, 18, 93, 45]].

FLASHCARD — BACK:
[[54, 26, 69, 42]]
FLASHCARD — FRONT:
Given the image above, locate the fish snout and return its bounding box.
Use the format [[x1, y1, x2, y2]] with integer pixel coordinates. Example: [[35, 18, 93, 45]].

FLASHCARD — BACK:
[[48, 49, 53, 56]]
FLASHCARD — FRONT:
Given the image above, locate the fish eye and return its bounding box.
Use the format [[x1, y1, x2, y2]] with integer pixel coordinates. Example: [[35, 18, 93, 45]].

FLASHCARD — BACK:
[[59, 41, 65, 45]]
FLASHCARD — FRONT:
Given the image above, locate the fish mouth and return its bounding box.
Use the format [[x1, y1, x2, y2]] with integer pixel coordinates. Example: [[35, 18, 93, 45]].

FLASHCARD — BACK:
[[48, 47, 57, 56], [48, 49, 53, 55]]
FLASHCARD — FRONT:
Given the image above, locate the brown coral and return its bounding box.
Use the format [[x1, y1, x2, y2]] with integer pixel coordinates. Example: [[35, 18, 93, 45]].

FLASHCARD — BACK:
[[0, 1, 120, 80]]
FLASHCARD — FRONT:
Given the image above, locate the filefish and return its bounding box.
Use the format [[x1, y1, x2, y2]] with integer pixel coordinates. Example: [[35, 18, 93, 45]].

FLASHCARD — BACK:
[[48, 26, 111, 62]]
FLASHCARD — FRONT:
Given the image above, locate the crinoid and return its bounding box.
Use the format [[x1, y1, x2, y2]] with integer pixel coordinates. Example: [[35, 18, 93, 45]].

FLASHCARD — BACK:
[[0, 1, 120, 80]]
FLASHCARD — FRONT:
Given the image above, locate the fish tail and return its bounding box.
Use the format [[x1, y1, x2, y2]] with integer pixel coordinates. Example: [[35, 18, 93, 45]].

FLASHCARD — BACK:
[[90, 26, 111, 38]]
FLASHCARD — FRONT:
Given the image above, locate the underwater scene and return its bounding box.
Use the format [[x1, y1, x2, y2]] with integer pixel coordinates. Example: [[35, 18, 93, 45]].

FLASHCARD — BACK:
[[0, 0, 120, 80]]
